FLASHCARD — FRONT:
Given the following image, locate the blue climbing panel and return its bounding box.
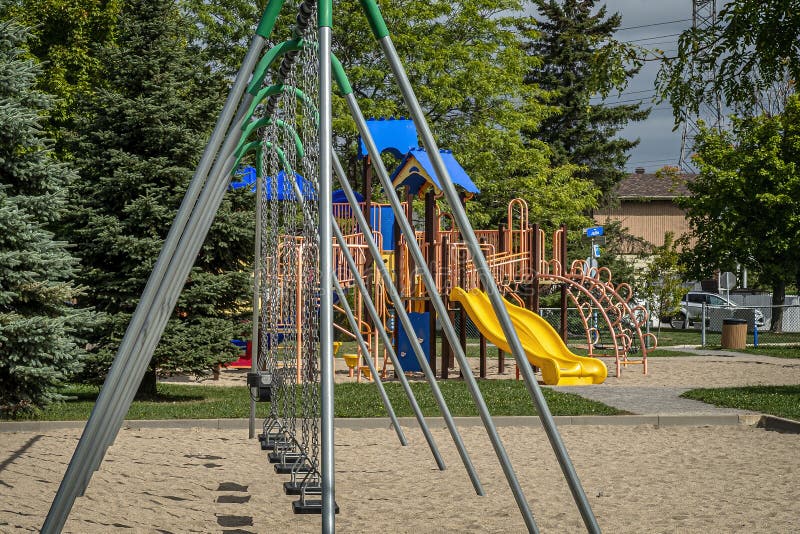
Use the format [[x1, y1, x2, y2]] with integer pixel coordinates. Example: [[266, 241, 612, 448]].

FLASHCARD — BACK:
[[396, 312, 430, 373]]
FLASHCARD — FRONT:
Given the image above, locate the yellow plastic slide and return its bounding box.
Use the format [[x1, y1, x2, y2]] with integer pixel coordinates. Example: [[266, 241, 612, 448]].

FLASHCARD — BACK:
[[450, 287, 607, 386]]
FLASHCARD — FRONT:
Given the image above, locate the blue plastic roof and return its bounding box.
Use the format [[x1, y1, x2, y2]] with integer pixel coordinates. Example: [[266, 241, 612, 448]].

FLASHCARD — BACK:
[[357, 117, 418, 159], [332, 189, 364, 204], [230, 166, 257, 189], [390, 148, 479, 195], [229, 167, 315, 201]]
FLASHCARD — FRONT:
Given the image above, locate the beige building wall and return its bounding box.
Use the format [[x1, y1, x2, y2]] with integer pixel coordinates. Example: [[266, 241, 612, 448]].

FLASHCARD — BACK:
[[594, 200, 691, 248]]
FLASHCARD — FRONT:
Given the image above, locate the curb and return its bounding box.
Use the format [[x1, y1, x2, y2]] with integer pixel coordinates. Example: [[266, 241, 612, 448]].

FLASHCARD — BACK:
[[756, 415, 800, 434], [0, 414, 763, 433]]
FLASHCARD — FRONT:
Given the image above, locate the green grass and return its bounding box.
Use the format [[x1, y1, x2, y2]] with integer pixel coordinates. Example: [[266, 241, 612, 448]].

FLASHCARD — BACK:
[[4, 380, 623, 421], [647, 327, 702, 347], [681, 385, 800, 421], [334, 380, 624, 417], [24, 383, 273, 421]]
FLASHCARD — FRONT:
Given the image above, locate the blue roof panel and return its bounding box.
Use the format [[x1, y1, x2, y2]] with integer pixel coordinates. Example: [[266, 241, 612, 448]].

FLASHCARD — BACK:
[[357, 117, 418, 159], [390, 148, 479, 195], [230, 168, 315, 201]]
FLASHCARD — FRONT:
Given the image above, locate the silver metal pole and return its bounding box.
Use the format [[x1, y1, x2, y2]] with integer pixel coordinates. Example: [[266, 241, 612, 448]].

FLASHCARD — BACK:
[[275, 139, 409, 451], [249, 166, 264, 439], [82, 88, 256, 480], [79, 112, 252, 496], [331, 215, 445, 467], [332, 146, 485, 496], [42, 37, 266, 534], [85, 53, 261, 484], [344, 93, 534, 528], [98, 41, 264, 454], [332, 274, 407, 445], [329, 161, 445, 468], [701, 302, 707, 347], [378, 35, 599, 533], [318, 23, 336, 532]]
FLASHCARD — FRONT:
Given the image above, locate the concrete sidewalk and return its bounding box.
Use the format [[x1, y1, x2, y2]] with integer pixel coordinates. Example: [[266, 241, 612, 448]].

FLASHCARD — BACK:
[[548, 385, 755, 416], [552, 346, 785, 416]]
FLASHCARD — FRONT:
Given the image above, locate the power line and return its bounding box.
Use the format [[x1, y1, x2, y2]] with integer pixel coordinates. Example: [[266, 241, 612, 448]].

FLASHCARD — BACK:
[[598, 96, 657, 105], [617, 18, 691, 31], [637, 40, 680, 47], [627, 33, 682, 43]]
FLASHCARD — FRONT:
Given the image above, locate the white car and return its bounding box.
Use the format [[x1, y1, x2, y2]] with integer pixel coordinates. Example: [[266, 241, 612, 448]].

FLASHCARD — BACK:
[[667, 291, 765, 329]]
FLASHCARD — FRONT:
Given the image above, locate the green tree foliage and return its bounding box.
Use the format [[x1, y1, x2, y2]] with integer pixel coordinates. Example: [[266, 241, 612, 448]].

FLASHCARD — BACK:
[[638, 232, 686, 333], [676, 95, 800, 331], [161, 0, 595, 230], [657, 0, 800, 120], [592, 219, 648, 291], [523, 0, 649, 204], [64, 0, 253, 394], [326, 0, 596, 228], [12, 0, 121, 150], [180, 0, 261, 77], [0, 5, 87, 415]]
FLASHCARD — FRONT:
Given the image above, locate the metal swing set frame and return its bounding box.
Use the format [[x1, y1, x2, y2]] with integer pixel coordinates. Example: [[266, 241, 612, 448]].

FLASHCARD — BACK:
[[42, 1, 604, 532]]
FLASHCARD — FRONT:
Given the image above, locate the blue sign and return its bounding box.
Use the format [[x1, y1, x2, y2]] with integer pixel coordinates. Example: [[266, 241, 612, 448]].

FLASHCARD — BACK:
[[584, 226, 604, 237], [592, 244, 601, 258]]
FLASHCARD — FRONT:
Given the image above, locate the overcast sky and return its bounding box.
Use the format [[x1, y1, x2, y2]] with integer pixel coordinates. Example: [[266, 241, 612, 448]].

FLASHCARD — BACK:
[[600, 0, 695, 172], [520, 0, 702, 171]]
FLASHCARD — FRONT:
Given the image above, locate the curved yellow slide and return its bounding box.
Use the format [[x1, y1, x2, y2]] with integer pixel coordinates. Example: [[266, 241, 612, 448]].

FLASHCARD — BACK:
[[450, 287, 607, 386]]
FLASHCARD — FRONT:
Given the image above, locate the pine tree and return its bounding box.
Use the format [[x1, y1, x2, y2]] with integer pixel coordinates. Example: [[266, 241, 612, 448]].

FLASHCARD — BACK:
[[523, 0, 649, 204], [0, 4, 87, 416], [65, 0, 252, 395]]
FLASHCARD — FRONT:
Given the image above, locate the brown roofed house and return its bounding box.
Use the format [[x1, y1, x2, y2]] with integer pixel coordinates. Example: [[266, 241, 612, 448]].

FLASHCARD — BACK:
[[593, 167, 694, 248]]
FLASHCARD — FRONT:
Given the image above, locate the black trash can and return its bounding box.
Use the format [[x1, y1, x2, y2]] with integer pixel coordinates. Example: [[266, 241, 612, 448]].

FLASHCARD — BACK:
[[721, 318, 747, 349]]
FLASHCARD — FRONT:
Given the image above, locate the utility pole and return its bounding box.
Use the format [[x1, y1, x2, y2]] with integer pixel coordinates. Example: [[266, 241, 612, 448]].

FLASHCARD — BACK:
[[678, 0, 723, 173]]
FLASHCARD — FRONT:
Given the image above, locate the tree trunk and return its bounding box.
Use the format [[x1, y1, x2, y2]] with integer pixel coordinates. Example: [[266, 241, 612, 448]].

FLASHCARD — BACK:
[[770, 280, 786, 333], [135, 366, 158, 399]]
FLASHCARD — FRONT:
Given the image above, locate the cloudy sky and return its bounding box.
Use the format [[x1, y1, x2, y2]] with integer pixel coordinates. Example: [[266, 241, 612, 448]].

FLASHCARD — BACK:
[[601, 0, 696, 172]]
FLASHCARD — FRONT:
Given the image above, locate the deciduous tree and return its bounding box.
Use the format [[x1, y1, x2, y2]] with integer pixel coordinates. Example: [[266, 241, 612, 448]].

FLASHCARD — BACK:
[[657, 0, 800, 120], [638, 232, 686, 333], [13, 0, 121, 151], [676, 95, 800, 331]]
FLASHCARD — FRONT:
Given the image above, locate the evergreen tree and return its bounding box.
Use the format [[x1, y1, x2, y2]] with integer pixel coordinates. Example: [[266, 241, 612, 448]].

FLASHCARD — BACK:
[[0, 3, 86, 415], [523, 0, 649, 204], [66, 0, 252, 394]]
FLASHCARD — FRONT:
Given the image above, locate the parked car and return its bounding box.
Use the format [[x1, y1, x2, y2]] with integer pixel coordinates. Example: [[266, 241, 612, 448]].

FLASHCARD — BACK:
[[665, 291, 765, 329]]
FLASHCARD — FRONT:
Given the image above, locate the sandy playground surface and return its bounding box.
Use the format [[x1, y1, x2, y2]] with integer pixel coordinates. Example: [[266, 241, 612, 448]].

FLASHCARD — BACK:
[[1, 353, 799, 533]]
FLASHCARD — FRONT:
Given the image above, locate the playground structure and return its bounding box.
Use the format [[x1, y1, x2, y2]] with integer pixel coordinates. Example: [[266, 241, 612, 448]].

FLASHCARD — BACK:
[[45, 1, 622, 532], [231, 154, 655, 382], [325, 191, 655, 380], [230, 118, 655, 382]]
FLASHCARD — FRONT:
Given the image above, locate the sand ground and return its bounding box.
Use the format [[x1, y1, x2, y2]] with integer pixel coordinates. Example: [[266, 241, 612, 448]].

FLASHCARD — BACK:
[[1, 352, 799, 533]]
